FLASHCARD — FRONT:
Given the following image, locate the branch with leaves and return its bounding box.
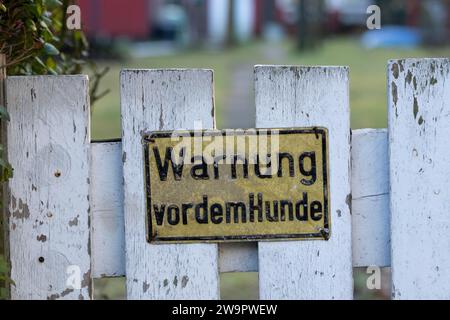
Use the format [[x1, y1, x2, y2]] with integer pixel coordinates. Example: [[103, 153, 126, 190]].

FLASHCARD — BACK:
[[0, 0, 109, 299], [0, 0, 109, 102]]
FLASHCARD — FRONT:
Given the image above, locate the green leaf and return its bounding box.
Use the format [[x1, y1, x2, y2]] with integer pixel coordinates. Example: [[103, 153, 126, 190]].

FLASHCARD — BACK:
[[43, 43, 59, 56], [46, 0, 63, 7], [1, 163, 13, 181], [47, 67, 57, 75], [25, 19, 37, 32], [40, 20, 48, 30], [0, 256, 8, 273], [0, 276, 15, 286], [42, 15, 52, 26], [0, 4, 7, 12], [46, 57, 56, 70], [0, 105, 10, 121], [0, 157, 9, 168], [33, 57, 47, 71]]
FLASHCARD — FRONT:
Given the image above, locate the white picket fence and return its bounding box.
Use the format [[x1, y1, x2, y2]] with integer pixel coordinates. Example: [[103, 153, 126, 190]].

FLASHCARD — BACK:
[[3, 59, 450, 300]]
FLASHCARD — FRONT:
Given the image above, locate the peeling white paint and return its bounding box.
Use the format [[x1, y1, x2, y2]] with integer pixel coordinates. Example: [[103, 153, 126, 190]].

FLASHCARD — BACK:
[[6, 76, 92, 300], [389, 59, 450, 300], [255, 66, 353, 300]]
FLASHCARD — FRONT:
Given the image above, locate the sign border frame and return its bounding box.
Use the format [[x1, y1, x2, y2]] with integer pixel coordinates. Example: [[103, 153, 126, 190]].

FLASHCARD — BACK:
[[142, 127, 330, 243]]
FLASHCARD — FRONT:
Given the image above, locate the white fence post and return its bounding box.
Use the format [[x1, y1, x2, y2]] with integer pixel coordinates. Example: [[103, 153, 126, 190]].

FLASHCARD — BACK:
[[6, 76, 92, 300], [120, 69, 220, 299], [389, 58, 450, 299], [255, 66, 353, 299]]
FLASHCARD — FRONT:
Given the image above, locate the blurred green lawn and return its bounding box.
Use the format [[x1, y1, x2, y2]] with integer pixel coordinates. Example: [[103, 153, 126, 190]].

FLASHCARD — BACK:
[[91, 37, 450, 300]]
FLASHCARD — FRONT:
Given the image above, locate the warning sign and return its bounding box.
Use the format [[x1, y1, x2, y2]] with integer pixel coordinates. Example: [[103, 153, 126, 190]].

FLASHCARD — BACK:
[[143, 128, 330, 243]]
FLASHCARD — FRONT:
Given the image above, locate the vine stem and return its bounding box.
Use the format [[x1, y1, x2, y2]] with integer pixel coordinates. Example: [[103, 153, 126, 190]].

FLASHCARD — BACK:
[[0, 53, 11, 300]]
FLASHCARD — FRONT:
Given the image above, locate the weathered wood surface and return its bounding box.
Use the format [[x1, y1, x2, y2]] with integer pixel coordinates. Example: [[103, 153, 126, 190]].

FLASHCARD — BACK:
[[6, 76, 92, 300], [91, 141, 125, 278], [352, 129, 390, 268], [255, 66, 353, 299], [389, 59, 450, 299], [120, 69, 220, 299]]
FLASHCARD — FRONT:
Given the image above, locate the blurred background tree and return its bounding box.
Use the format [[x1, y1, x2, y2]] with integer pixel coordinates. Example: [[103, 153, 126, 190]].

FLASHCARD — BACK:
[[0, 0, 107, 299], [297, 0, 324, 51]]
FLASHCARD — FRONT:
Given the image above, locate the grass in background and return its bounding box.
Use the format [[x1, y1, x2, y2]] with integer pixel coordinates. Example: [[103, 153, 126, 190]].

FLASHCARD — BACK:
[[91, 42, 266, 139], [91, 36, 450, 300], [92, 36, 450, 139]]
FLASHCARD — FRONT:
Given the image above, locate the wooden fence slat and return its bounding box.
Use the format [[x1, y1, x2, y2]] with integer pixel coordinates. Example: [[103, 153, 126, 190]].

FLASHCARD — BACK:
[[120, 69, 220, 299], [255, 66, 353, 300], [352, 129, 390, 268], [91, 141, 125, 278], [389, 59, 450, 299], [6, 76, 92, 300]]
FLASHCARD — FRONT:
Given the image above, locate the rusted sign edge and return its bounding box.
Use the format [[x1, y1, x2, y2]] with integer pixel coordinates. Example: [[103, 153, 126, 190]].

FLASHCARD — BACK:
[[142, 127, 330, 244]]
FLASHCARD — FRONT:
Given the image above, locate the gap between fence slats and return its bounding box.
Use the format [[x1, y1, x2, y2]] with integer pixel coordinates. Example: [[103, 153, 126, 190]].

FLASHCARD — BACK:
[[389, 58, 450, 299]]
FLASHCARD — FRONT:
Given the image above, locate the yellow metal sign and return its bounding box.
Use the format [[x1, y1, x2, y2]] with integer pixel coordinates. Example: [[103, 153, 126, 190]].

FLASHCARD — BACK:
[[143, 128, 330, 243]]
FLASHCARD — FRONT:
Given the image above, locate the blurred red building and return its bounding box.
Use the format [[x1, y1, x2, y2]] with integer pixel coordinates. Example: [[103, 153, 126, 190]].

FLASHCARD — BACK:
[[77, 0, 151, 39], [76, 0, 296, 43], [76, 0, 450, 44]]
